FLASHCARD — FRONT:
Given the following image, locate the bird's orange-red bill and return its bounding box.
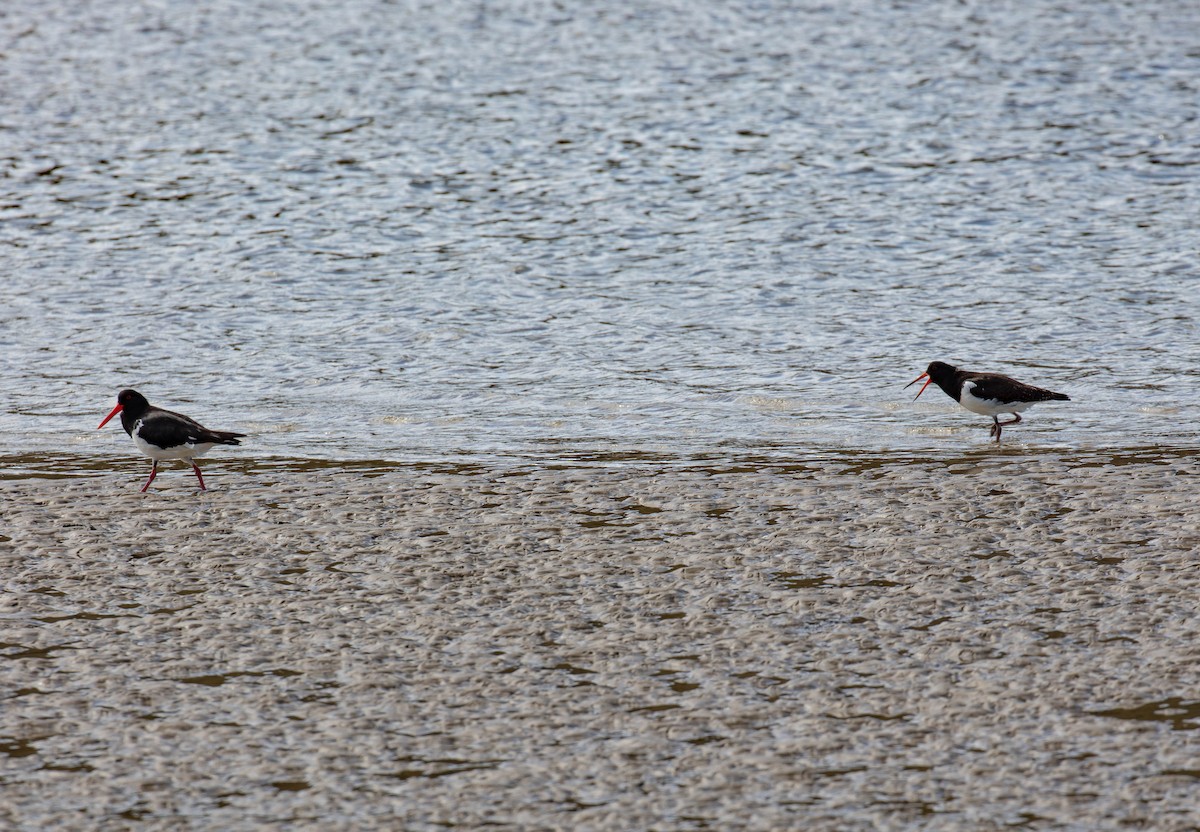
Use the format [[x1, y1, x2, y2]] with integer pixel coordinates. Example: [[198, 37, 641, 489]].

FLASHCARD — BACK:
[[905, 372, 932, 400], [97, 403, 123, 429]]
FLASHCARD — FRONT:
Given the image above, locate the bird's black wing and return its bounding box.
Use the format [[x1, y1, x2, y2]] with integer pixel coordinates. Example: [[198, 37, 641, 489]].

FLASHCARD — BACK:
[[163, 407, 246, 444], [968, 373, 1068, 403], [136, 411, 206, 450], [139, 408, 246, 448]]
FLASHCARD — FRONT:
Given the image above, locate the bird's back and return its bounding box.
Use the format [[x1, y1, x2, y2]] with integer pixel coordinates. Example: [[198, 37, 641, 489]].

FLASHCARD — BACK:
[[139, 407, 246, 449], [967, 372, 1069, 403]]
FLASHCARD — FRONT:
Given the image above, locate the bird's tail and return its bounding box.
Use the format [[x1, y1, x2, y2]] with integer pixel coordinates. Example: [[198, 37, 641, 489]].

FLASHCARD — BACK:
[[208, 430, 247, 445], [1050, 392, 1069, 401]]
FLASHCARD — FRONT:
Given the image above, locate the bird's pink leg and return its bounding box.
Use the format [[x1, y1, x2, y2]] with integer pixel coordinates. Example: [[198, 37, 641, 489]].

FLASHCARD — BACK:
[[192, 463, 207, 491], [140, 461, 158, 492], [989, 413, 1023, 442]]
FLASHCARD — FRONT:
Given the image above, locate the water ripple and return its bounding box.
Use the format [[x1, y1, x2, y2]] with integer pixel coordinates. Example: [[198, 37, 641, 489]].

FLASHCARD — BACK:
[[2, 0, 1198, 462]]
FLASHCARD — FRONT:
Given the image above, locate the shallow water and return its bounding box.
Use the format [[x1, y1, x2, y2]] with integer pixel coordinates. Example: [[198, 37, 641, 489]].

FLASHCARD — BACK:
[[3, 0, 1199, 468]]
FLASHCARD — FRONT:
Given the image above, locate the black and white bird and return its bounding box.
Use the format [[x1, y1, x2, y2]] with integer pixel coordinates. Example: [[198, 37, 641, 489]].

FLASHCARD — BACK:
[[905, 361, 1069, 442], [97, 389, 246, 491]]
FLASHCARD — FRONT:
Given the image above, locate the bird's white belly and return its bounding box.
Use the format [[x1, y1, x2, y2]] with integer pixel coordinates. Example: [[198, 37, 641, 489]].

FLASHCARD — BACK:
[[133, 423, 214, 461], [959, 385, 1033, 417]]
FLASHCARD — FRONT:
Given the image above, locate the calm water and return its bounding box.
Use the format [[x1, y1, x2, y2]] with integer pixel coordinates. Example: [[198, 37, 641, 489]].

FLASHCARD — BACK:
[[3, 0, 1198, 469]]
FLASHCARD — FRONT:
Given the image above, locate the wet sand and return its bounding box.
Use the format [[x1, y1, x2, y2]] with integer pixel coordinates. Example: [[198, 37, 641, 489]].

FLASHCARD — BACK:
[[3, 451, 1200, 830]]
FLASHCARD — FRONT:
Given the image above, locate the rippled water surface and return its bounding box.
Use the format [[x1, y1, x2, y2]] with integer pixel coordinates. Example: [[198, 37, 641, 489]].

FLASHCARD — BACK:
[[3, 0, 1199, 468]]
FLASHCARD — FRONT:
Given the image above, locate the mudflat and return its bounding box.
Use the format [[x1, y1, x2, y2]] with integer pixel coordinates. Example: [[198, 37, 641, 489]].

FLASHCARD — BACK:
[[3, 451, 1199, 830]]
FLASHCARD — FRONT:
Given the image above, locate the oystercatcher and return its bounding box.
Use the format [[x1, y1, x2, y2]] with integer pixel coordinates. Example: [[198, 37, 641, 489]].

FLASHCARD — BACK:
[[97, 389, 246, 491], [905, 361, 1069, 442]]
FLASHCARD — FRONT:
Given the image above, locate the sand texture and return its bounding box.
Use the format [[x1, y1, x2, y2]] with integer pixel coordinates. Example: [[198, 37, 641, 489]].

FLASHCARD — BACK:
[[3, 451, 1200, 830]]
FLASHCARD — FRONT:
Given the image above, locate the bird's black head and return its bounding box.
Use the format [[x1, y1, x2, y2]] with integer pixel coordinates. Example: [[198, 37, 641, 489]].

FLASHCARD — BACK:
[[905, 361, 961, 400], [115, 389, 150, 416], [924, 361, 958, 385], [98, 389, 151, 433]]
